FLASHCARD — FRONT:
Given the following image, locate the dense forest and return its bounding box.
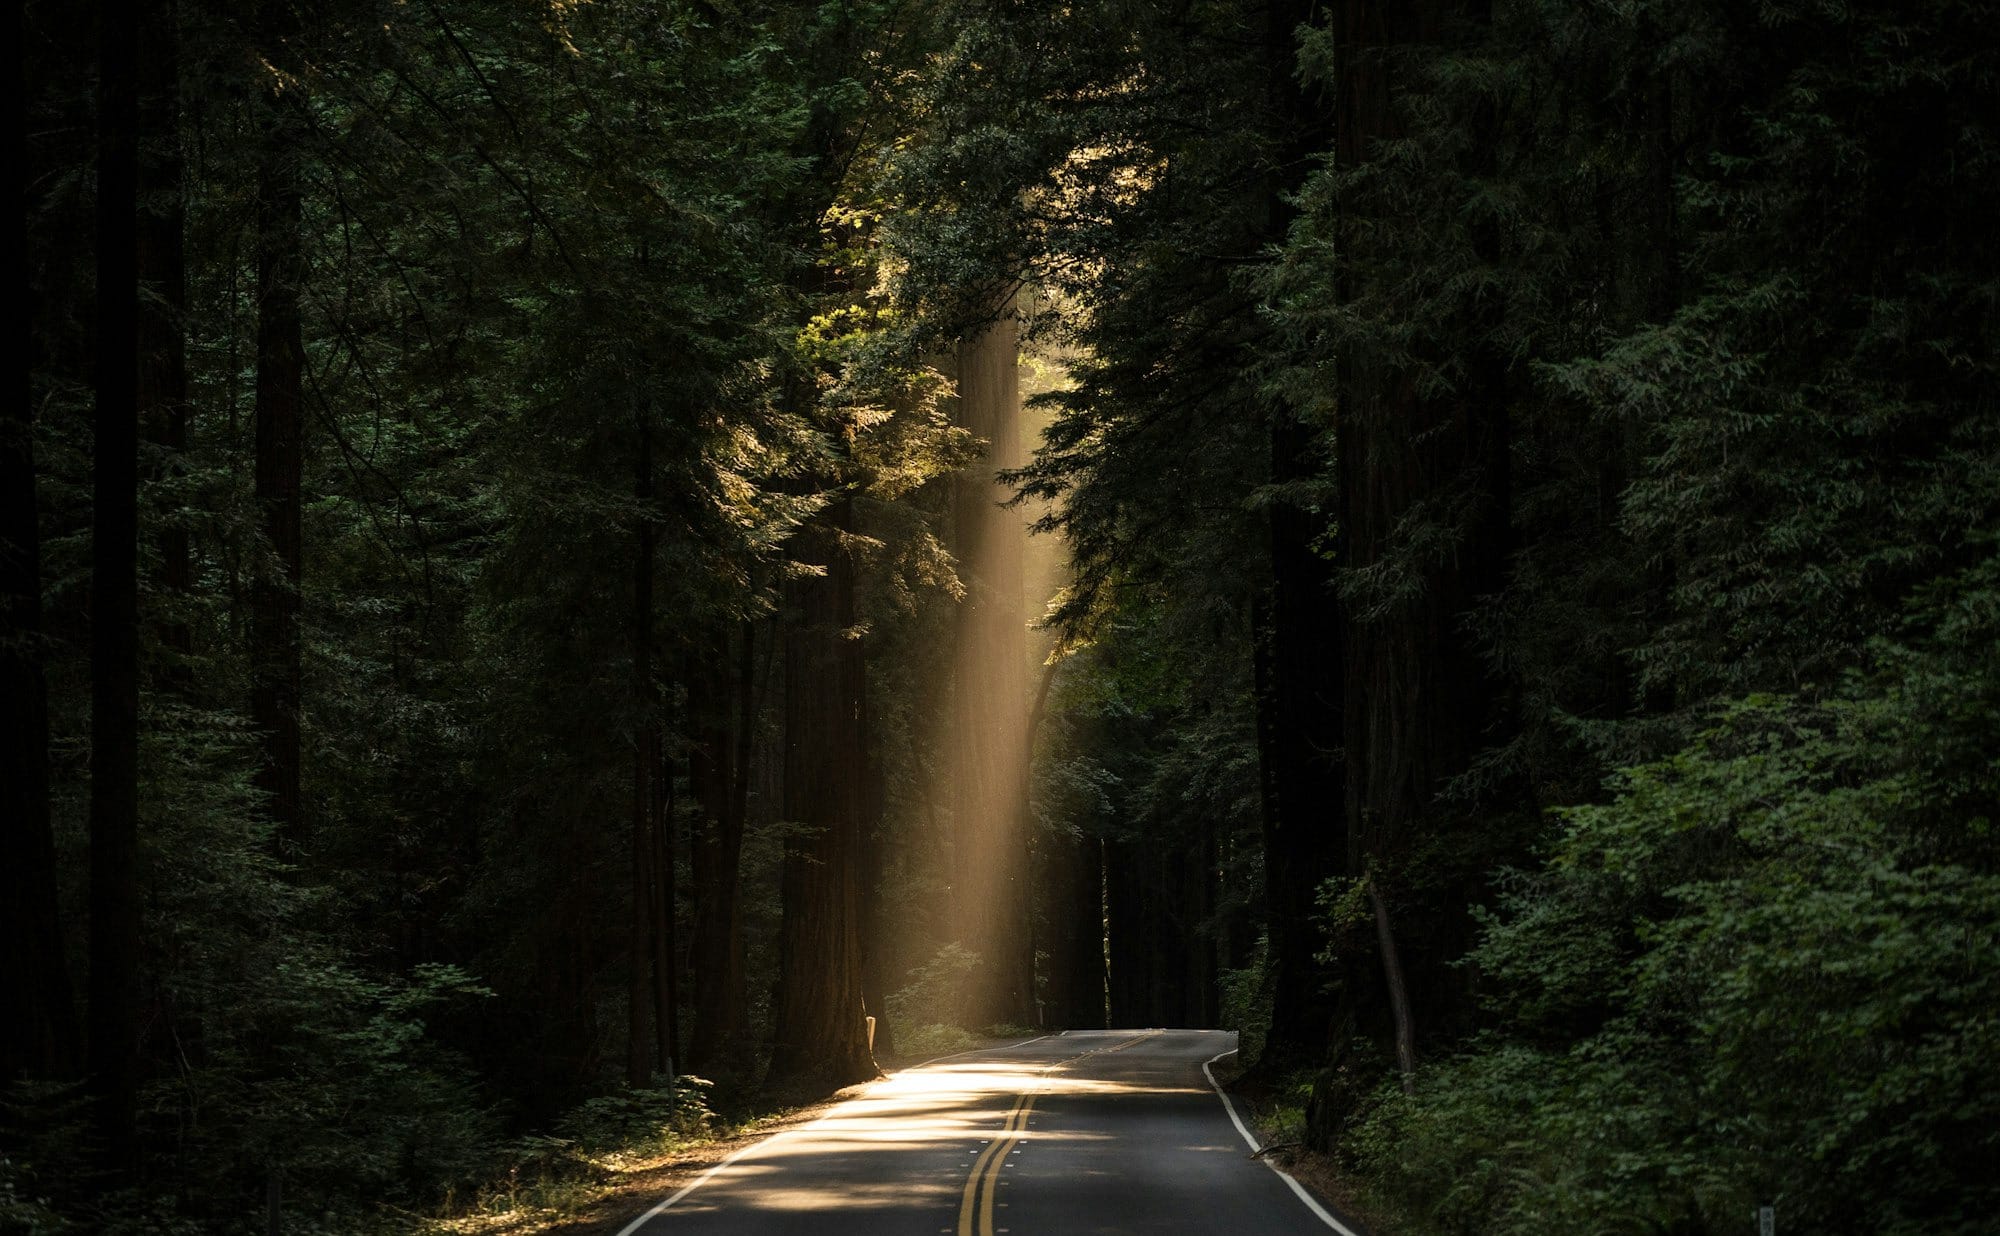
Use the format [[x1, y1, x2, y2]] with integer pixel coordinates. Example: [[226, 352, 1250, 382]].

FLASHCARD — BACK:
[[8, 0, 1997, 1232]]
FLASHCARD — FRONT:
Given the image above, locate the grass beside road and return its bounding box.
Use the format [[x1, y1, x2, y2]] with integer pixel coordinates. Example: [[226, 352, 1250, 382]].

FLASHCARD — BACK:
[[1215, 1060, 1385, 1236]]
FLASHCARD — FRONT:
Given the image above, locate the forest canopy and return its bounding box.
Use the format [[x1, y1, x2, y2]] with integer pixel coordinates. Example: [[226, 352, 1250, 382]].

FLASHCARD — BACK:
[[8, 0, 1996, 1233]]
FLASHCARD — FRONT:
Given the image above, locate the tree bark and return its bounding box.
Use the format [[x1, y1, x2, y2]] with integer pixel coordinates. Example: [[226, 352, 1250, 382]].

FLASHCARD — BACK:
[[4, 25, 79, 1077], [628, 425, 657, 1089], [138, 0, 189, 665], [1368, 876, 1418, 1094], [1246, 0, 1344, 1075], [88, 0, 143, 1166], [1252, 446, 1343, 1071], [687, 624, 750, 1073], [651, 741, 679, 1077], [769, 497, 877, 1088], [251, 0, 304, 846], [1308, 0, 1510, 1144]]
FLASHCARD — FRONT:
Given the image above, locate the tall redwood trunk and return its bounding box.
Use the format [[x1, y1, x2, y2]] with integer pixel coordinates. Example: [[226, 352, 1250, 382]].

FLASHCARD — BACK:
[[687, 626, 750, 1072], [769, 497, 875, 1087], [650, 746, 678, 1075], [4, 3, 79, 1077], [251, 1, 304, 845], [1247, 0, 1344, 1076], [628, 426, 657, 1088], [1311, 0, 1510, 1142], [88, 0, 143, 1166]]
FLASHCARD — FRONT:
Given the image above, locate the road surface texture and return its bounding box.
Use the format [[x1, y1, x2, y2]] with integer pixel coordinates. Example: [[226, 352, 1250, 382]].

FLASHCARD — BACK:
[[617, 1029, 1358, 1236]]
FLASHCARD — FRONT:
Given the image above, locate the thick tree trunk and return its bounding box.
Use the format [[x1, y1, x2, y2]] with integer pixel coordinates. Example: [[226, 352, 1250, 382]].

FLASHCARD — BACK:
[[1247, 0, 1344, 1075], [1309, 0, 1510, 1146], [628, 426, 657, 1089], [857, 687, 896, 1058], [687, 624, 751, 1073], [251, 2, 304, 846], [948, 309, 1036, 1029], [1252, 430, 1343, 1071], [88, 0, 143, 1166], [4, 79, 79, 1081], [651, 744, 679, 1077], [769, 497, 876, 1087]]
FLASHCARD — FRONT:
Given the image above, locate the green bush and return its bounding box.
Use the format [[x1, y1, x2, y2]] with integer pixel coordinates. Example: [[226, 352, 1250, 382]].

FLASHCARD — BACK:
[[1346, 557, 2000, 1235], [886, 943, 984, 1031]]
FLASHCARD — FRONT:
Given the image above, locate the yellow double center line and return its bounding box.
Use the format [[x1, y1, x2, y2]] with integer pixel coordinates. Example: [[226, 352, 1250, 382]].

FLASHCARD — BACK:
[[956, 1089, 1038, 1236], [953, 1033, 1161, 1236]]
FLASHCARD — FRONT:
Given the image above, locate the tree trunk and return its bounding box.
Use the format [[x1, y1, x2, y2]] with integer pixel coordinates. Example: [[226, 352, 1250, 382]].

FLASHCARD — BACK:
[[651, 741, 679, 1077], [628, 426, 656, 1089], [3, 61, 79, 1080], [138, 0, 188, 665], [1252, 447, 1343, 1071], [857, 680, 896, 1058], [1309, 0, 1510, 1145], [948, 308, 1036, 1029], [88, 0, 143, 1166], [251, 0, 304, 847], [769, 497, 876, 1088], [1247, 0, 1344, 1075], [1060, 836, 1107, 1029], [687, 624, 751, 1073], [1368, 876, 1418, 1094]]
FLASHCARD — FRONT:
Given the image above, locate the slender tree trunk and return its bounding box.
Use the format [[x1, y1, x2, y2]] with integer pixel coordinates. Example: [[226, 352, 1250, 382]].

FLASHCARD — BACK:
[[628, 426, 656, 1089], [1062, 836, 1107, 1029], [769, 496, 876, 1088], [1368, 876, 1417, 1094], [251, 1, 304, 846], [88, 0, 143, 1166]]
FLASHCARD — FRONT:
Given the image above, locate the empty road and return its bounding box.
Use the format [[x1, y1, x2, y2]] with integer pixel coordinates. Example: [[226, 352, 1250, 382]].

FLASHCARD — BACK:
[[617, 1029, 1357, 1236]]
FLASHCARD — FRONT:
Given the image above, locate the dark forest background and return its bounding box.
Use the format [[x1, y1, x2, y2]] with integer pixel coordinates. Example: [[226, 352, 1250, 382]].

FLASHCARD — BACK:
[[8, 0, 1997, 1232]]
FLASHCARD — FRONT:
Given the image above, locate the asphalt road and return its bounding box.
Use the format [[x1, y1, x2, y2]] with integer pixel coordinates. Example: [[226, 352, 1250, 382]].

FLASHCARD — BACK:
[[618, 1029, 1357, 1236]]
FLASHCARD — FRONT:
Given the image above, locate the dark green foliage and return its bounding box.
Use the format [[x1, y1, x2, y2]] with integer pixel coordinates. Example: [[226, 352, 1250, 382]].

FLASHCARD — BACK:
[[1346, 555, 2000, 1234], [16, 0, 1997, 1228]]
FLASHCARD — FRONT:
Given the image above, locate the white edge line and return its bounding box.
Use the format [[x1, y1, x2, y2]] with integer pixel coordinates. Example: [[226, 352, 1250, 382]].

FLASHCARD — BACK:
[[1202, 1047, 1365, 1236], [613, 1129, 786, 1236], [615, 1034, 1056, 1234]]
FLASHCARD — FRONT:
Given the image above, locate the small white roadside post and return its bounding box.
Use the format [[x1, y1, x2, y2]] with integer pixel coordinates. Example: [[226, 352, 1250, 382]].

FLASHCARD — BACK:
[[1757, 1206, 1775, 1236]]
